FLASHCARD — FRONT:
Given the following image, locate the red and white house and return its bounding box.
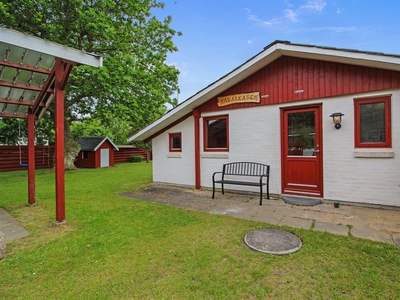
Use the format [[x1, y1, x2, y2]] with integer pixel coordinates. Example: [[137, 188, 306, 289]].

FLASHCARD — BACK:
[[129, 41, 400, 207]]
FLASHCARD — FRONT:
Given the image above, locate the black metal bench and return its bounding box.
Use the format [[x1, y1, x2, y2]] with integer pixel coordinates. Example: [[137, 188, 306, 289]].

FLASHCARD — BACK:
[[212, 162, 270, 205]]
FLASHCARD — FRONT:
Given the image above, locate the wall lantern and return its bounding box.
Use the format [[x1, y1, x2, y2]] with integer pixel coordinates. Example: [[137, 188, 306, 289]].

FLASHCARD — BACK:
[[329, 112, 344, 129]]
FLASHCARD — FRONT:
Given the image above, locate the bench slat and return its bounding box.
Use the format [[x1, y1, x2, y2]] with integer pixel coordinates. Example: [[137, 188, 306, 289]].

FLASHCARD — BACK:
[[214, 180, 267, 187]]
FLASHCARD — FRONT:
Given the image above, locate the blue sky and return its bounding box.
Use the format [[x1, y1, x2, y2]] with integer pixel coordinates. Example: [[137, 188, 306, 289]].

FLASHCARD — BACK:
[[155, 0, 400, 102]]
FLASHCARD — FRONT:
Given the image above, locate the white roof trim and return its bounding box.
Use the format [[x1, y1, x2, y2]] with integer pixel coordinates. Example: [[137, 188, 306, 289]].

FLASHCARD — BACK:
[[277, 43, 400, 72], [128, 41, 400, 142], [0, 27, 102, 67], [93, 137, 119, 151]]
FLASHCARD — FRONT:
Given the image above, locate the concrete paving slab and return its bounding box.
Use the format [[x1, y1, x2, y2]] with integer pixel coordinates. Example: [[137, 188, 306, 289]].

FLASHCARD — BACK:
[[350, 227, 393, 244], [0, 208, 29, 241], [380, 209, 400, 221], [313, 221, 348, 236], [346, 206, 386, 220], [393, 233, 400, 247], [251, 212, 282, 225], [367, 222, 400, 233], [279, 216, 313, 230]]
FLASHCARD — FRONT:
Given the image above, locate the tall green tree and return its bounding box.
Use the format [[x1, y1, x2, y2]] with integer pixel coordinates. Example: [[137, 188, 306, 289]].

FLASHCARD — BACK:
[[0, 0, 180, 168]]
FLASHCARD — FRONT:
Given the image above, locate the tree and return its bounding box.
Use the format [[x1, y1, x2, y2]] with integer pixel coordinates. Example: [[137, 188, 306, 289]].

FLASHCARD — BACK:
[[0, 118, 21, 145], [0, 0, 180, 168]]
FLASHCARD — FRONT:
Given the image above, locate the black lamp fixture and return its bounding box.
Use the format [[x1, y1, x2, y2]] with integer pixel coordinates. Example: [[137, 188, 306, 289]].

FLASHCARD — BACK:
[[330, 112, 344, 129]]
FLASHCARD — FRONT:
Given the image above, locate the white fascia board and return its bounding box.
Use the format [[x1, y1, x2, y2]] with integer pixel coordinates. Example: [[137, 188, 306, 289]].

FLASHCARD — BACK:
[[0, 27, 102, 67], [93, 136, 119, 151], [128, 45, 282, 142], [278, 43, 400, 71]]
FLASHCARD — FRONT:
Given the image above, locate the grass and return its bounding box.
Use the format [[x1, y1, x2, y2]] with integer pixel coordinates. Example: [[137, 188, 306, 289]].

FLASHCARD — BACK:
[[0, 163, 399, 299]]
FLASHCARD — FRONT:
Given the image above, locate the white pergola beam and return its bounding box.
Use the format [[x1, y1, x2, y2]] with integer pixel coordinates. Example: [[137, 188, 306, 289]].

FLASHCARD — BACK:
[[0, 27, 102, 67]]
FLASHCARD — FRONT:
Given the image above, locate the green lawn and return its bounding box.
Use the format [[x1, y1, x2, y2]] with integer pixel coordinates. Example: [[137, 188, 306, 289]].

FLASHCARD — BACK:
[[0, 163, 399, 299]]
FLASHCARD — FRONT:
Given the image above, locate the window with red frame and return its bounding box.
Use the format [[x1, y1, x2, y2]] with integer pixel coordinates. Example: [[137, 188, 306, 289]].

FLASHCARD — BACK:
[[169, 133, 182, 152], [354, 96, 391, 148], [203, 115, 229, 151]]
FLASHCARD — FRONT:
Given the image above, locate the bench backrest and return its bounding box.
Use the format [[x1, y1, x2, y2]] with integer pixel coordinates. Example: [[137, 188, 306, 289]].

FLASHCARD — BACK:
[[223, 162, 270, 177]]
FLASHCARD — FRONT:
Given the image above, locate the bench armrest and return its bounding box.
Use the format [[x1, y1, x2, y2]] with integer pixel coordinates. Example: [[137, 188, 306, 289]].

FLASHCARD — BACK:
[[212, 171, 223, 181], [259, 173, 269, 183]]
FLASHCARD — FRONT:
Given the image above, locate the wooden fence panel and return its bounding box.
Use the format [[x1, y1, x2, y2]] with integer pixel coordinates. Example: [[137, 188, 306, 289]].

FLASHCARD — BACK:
[[0, 145, 55, 172], [114, 147, 151, 164], [0, 145, 150, 172]]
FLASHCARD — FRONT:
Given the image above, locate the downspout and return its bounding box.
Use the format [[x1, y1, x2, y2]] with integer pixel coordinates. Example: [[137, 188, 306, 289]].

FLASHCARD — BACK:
[[193, 109, 201, 189]]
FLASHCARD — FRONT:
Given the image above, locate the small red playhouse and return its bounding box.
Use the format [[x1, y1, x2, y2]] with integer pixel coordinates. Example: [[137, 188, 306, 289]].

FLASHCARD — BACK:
[[75, 136, 119, 168]]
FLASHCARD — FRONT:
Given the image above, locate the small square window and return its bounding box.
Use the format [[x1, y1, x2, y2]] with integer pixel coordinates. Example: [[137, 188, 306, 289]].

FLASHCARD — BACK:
[[203, 115, 229, 151], [82, 151, 89, 159], [354, 96, 391, 148], [169, 133, 182, 152]]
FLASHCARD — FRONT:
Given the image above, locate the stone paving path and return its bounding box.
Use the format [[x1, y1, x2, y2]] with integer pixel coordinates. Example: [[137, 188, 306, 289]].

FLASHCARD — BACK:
[[0, 207, 29, 241], [122, 184, 400, 248]]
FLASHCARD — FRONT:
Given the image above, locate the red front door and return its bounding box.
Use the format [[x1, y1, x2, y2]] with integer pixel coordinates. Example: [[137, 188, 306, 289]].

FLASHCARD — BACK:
[[281, 105, 323, 197]]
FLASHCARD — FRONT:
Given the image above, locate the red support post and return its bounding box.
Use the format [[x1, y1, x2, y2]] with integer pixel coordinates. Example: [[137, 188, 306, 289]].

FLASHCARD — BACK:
[[27, 110, 35, 204], [54, 58, 66, 222], [193, 109, 201, 189]]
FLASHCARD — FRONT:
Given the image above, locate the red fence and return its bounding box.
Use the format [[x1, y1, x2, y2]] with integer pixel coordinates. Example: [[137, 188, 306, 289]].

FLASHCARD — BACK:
[[0, 145, 55, 172], [114, 146, 151, 164], [0, 145, 150, 172]]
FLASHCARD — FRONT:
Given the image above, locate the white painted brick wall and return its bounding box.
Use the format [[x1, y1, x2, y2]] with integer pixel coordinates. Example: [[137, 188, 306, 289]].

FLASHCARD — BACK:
[[153, 89, 400, 207], [323, 90, 400, 206], [152, 117, 195, 186], [200, 107, 282, 195]]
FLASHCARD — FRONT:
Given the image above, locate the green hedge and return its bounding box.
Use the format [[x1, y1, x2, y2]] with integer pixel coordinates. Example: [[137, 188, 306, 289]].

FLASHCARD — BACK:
[[129, 155, 143, 163]]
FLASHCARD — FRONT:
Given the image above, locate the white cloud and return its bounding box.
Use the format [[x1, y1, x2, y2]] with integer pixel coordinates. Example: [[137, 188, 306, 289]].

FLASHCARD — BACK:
[[284, 9, 298, 22], [246, 1, 327, 28], [312, 26, 357, 33], [245, 8, 281, 27], [300, 0, 327, 12], [247, 39, 254, 44]]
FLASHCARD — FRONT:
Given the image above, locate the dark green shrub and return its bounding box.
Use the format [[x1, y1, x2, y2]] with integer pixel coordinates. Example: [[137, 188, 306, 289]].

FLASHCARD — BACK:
[[129, 155, 143, 163]]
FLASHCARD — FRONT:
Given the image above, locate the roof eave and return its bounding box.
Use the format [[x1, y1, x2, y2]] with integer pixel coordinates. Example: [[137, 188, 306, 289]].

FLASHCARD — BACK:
[[128, 44, 283, 142], [128, 42, 400, 142]]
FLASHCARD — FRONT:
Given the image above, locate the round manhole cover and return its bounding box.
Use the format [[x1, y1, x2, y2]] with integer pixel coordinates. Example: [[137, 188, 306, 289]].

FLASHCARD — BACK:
[[244, 228, 302, 255]]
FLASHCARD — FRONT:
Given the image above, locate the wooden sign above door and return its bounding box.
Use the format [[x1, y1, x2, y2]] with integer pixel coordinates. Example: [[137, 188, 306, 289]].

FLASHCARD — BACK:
[[217, 92, 260, 107]]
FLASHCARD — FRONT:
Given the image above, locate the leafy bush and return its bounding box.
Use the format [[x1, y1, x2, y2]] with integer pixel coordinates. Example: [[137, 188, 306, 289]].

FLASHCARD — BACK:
[[129, 155, 143, 162]]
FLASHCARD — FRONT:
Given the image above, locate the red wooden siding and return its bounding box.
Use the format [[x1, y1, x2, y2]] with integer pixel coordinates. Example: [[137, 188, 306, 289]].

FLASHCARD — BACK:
[[74, 150, 96, 168], [199, 56, 400, 112], [0, 145, 55, 172], [114, 147, 151, 163]]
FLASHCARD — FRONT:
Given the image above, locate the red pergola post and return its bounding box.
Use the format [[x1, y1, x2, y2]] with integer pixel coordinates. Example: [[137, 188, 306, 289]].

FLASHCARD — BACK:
[[27, 109, 36, 204], [54, 58, 66, 222]]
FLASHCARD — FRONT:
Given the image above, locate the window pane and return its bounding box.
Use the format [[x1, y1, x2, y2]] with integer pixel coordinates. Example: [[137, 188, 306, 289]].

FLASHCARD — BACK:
[[287, 111, 315, 156], [207, 119, 227, 148], [360, 102, 385, 143], [171, 136, 181, 149]]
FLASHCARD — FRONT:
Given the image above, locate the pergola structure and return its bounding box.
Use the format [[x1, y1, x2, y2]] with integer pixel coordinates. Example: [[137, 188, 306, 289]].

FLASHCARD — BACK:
[[0, 27, 102, 222]]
